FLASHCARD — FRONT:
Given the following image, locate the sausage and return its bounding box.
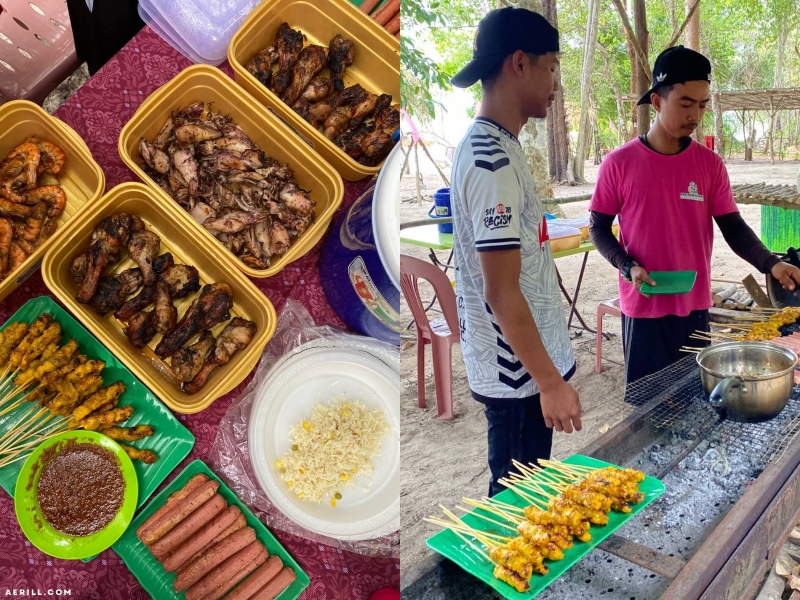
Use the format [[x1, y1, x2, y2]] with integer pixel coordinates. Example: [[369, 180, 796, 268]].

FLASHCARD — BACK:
[[140, 480, 220, 546], [224, 555, 283, 600], [251, 567, 296, 600], [174, 527, 257, 592], [163, 505, 242, 572], [177, 511, 247, 572], [358, 0, 381, 15], [202, 544, 268, 600], [151, 493, 227, 560], [385, 12, 400, 35], [185, 540, 265, 600], [372, 0, 399, 25], [136, 474, 209, 540]]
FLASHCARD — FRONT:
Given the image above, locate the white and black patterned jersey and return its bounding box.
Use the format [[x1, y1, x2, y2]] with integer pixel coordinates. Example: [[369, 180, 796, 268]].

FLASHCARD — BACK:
[[450, 117, 575, 400]]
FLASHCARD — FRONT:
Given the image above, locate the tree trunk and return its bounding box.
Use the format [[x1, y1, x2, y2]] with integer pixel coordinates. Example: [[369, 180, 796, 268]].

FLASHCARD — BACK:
[[711, 71, 724, 158], [767, 23, 786, 164], [570, 0, 601, 183], [685, 0, 703, 143], [498, 0, 552, 197], [634, 0, 650, 136], [597, 44, 627, 147], [543, 0, 569, 182]]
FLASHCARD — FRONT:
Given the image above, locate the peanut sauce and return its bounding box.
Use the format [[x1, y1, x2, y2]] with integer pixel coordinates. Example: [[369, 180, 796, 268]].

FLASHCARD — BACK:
[[35, 441, 125, 536]]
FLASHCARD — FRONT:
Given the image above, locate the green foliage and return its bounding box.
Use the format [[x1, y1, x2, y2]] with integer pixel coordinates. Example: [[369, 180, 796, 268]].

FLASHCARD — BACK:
[[412, 0, 800, 153]]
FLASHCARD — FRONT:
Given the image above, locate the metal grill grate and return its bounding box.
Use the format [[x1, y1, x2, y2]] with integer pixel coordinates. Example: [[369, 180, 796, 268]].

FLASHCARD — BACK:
[[608, 355, 800, 465]]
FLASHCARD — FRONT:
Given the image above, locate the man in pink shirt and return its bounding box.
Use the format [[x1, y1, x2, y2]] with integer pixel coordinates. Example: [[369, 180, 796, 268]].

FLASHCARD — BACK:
[[590, 46, 800, 384]]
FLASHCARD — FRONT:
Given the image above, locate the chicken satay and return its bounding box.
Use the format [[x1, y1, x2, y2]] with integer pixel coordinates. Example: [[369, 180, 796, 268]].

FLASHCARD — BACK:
[[0, 322, 29, 367], [493, 564, 530, 593], [66, 359, 105, 382], [102, 425, 153, 442], [506, 538, 547, 571], [18, 322, 61, 370], [72, 381, 126, 421], [14, 341, 60, 388], [49, 373, 103, 415], [39, 355, 87, 391], [516, 522, 566, 560], [117, 443, 157, 464], [78, 406, 133, 430], [8, 314, 53, 368], [32, 339, 79, 381], [488, 547, 533, 580]]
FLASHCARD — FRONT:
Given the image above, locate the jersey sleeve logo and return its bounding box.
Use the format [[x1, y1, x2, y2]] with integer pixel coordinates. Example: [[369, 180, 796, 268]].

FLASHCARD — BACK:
[[538, 215, 550, 248], [484, 203, 513, 230]]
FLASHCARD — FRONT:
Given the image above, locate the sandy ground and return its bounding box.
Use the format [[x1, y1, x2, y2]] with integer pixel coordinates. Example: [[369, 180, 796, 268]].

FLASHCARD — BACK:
[[399, 144, 800, 574]]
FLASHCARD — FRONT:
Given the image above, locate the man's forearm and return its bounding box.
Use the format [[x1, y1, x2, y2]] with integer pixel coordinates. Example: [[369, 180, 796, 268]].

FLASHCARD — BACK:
[[589, 211, 633, 270], [487, 288, 564, 392]]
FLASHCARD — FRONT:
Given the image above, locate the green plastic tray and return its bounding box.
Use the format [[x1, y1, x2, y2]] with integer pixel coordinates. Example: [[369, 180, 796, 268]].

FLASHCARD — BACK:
[[113, 459, 310, 600], [639, 271, 697, 295], [0, 296, 195, 561], [426, 454, 666, 600]]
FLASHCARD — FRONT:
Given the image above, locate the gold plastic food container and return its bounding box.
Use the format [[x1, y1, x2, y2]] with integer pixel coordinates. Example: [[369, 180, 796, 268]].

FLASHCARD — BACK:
[[118, 64, 344, 279], [41, 182, 277, 414], [228, 0, 400, 181], [0, 100, 105, 302]]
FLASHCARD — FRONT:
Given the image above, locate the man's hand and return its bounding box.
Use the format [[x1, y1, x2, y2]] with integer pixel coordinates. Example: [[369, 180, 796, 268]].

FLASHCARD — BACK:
[[539, 379, 582, 433], [771, 261, 800, 291], [630, 266, 656, 298]]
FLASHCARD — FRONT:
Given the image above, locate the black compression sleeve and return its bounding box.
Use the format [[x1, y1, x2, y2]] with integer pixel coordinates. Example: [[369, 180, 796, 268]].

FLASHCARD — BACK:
[[714, 212, 781, 274], [589, 211, 633, 270]]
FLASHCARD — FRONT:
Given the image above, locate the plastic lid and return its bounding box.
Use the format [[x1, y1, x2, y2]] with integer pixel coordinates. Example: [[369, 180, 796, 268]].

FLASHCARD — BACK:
[[138, 4, 217, 66], [139, 0, 260, 64], [547, 224, 582, 239], [373, 144, 401, 292]]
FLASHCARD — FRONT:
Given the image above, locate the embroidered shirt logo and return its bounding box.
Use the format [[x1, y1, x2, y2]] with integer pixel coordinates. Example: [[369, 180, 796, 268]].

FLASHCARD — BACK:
[[656, 72, 667, 83], [680, 181, 704, 201], [483, 204, 513, 230]]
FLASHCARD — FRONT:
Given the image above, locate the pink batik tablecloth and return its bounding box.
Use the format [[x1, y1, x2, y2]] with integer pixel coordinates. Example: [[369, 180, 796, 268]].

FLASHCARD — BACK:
[[0, 25, 398, 600]]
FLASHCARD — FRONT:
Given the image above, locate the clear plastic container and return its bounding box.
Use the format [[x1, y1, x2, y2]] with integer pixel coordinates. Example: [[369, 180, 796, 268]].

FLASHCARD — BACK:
[[547, 224, 582, 252], [138, 0, 260, 65]]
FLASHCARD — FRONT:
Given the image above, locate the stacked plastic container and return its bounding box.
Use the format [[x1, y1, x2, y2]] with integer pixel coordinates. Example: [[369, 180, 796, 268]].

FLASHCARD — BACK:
[[138, 0, 261, 65]]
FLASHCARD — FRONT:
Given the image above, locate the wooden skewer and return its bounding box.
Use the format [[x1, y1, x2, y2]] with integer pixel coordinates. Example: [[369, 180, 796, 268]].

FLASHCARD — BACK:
[[423, 517, 506, 545], [498, 478, 546, 506], [462, 498, 523, 524], [483, 497, 525, 514], [451, 529, 493, 562], [454, 506, 518, 532], [538, 459, 595, 473], [438, 505, 511, 544]]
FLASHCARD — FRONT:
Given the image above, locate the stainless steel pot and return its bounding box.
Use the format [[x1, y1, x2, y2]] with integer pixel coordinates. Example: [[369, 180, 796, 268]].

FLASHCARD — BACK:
[[696, 341, 798, 423]]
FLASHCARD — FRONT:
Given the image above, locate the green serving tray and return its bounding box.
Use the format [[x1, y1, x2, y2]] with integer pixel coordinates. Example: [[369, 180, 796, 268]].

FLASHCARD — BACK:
[[639, 271, 697, 295], [113, 459, 310, 600], [426, 454, 666, 600], [0, 296, 195, 561]]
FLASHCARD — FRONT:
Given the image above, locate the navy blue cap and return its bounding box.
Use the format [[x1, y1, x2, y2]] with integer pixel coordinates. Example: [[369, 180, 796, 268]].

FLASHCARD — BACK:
[[451, 7, 559, 88]]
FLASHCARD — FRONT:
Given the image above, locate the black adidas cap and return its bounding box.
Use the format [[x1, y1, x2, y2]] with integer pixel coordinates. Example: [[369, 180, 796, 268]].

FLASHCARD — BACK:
[[637, 45, 712, 106], [451, 7, 559, 88]]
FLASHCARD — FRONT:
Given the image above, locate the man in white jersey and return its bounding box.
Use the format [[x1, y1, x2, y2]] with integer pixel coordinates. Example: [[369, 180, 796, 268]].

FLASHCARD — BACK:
[[450, 7, 582, 496]]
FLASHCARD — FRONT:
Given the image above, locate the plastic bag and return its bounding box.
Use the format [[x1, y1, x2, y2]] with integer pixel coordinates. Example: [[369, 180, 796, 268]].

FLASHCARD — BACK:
[[208, 299, 400, 558]]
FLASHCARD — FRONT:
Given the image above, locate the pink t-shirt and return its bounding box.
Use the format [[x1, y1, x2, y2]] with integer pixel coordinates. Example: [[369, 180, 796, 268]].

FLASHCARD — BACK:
[[589, 138, 738, 319]]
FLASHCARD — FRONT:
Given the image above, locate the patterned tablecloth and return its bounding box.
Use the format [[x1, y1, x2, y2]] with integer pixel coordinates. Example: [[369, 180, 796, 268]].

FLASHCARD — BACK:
[[0, 26, 398, 600]]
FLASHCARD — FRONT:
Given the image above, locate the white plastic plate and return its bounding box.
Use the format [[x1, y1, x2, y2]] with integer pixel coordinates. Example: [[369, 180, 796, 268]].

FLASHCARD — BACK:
[[249, 345, 400, 540]]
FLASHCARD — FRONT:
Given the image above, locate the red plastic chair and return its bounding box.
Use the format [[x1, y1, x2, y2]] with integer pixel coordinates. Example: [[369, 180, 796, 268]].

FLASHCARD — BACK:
[[400, 254, 460, 420], [596, 297, 621, 373], [0, 0, 81, 104]]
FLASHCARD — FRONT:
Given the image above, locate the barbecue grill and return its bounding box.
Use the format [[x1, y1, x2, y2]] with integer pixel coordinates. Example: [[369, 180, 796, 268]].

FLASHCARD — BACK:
[[402, 355, 800, 599]]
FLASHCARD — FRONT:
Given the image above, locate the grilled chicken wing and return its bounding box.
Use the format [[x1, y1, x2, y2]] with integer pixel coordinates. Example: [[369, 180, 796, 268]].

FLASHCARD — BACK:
[[124, 310, 156, 349], [361, 102, 400, 165], [114, 263, 199, 322], [203, 210, 270, 234], [328, 34, 355, 92], [246, 45, 279, 88], [152, 279, 177, 336], [281, 45, 328, 106], [323, 84, 377, 140], [171, 330, 215, 383], [127, 230, 161, 286], [155, 282, 233, 358], [183, 318, 257, 394], [271, 23, 304, 96], [88, 268, 144, 316], [76, 213, 142, 304], [301, 76, 333, 102]]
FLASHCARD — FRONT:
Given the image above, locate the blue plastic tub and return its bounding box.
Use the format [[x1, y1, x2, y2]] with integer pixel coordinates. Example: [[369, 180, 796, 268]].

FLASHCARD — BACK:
[[428, 188, 452, 234], [320, 145, 401, 345]]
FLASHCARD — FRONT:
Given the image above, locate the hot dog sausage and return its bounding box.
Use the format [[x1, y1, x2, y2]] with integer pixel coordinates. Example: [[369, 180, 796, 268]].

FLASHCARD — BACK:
[[140, 480, 220, 546], [251, 567, 296, 600], [224, 555, 283, 600], [174, 527, 256, 592], [177, 511, 247, 573], [163, 506, 242, 572], [202, 544, 268, 600], [136, 474, 209, 541], [185, 540, 264, 600], [151, 493, 227, 560]]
